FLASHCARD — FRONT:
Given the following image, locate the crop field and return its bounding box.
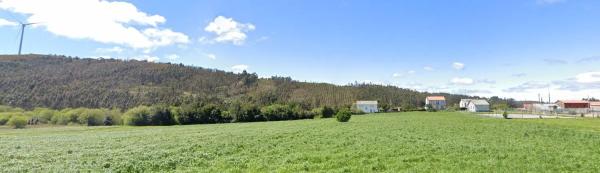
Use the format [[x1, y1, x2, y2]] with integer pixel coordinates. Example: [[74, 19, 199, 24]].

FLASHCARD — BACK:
[[2, 112, 600, 172]]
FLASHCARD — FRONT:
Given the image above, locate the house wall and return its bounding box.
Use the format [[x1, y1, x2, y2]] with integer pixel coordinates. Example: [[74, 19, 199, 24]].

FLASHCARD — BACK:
[[357, 104, 378, 113], [558, 102, 589, 109], [559, 108, 589, 114], [459, 101, 470, 108], [468, 104, 490, 112], [426, 100, 446, 110], [591, 106, 600, 112]]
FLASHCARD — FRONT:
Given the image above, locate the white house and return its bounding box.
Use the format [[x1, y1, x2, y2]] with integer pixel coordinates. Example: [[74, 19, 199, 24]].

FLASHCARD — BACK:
[[459, 99, 472, 109], [467, 100, 490, 112], [356, 101, 378, 113], [425, 96, 446, 110]]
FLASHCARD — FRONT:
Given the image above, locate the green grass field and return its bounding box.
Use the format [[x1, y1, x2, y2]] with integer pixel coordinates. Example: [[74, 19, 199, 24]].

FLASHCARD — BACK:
[[2, 112, 600, 172]]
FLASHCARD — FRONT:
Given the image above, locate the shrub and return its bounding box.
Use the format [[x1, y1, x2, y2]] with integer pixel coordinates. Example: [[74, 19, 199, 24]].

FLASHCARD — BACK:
[[261, 104, 294, 121], [148, 105, 176, 125], [123, 106, 151, 126], [200, 104, 224, 124], [228, 103, 261, 122], [313, 106, 335, 118], [52, 108, 84, 125], [8, 116, 28, 129], [0, 113, 11, 125], [336, 108, 352, 122], [502, 111, 509, 119], [32, 108, 57, 124], [425, 104, 436, 112], [105, 109, 123, 125], [77, 109, 106, 126], [172, 105, 201, 125]]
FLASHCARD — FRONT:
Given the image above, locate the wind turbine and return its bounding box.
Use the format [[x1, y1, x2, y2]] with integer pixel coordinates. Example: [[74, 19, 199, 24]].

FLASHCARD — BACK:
[[17, 22, 37, 55]]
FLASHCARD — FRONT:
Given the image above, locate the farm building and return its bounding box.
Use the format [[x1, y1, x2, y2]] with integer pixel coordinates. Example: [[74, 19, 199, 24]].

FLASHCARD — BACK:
[[532, 103, 558, 113], [356, 101, 379, 113], [556, 100, 590, 114], [589, 102, 600, 112], [459, 99, 472, 109], [466, 100, 490, 112], [425, 96, 446, 110], [521, 101, 541, 111]]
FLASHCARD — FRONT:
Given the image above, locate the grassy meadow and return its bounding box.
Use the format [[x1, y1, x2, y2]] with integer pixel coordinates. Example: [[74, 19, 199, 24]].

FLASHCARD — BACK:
[[2, 112, 600, 172]]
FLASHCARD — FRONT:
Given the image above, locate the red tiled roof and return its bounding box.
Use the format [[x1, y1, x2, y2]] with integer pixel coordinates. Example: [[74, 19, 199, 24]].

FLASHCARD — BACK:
[[426, 96, 446, 101], [557, 100, 590, 104]]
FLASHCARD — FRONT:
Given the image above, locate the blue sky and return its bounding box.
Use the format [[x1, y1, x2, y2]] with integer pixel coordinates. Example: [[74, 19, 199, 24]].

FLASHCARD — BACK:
[[1, 0, 600, 101]]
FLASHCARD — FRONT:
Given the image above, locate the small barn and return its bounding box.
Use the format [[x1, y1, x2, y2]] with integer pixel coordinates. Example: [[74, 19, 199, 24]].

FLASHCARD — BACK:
[[425, 96, 446, 110], [467, 100, 490, 112], [459, 99, 472, 109], [356, 101, 378, 113]]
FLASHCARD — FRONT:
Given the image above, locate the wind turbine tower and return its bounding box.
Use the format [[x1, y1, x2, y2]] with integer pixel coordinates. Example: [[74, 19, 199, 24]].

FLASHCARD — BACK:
[[18, 22, 36, 55]]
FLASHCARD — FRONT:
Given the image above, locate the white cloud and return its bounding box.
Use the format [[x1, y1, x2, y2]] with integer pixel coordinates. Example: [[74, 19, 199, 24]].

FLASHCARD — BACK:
[[0, 0, 189, 50], [423, 66, 434, 71], [95, 46, 124, 53], [543, 58, 568, 65], [575, 72, 600, 84], [503, 81, 549, 93], [477, 79, 496, 84], [206, 53, 217, 60], [0, 18, 17, 26], [392, 70, 416, 78], [452, 62, 465, 70], [132, 55, 159, 62], [204, 16, 255, 45], [165, 54, 179, 61], [451, 77, 474, 85], [231, 64, 249, 73]]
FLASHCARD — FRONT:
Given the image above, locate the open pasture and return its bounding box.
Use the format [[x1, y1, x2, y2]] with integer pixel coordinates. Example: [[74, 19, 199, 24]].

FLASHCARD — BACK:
[[1, 112, 600, 172]]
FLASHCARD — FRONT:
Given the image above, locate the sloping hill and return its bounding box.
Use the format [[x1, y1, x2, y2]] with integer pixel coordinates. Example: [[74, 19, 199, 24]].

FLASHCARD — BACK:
[[0, 54, 483, 109]]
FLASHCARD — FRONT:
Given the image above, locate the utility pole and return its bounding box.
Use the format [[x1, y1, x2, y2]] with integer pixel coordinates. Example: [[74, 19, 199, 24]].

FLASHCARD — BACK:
[[18, 22, 36, 55]]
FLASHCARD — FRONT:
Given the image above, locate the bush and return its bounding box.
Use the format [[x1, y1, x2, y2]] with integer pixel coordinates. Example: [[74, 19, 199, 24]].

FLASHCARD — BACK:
[[104, 109, 122, 125], [148, 105, 176, 125], [123, 106, 151, 126], [335, 108, 352, 122], [77, 109, 106, 126], [228, 103, 261, 122], [52, 108, 84, 125], [172, 104, 202, 125], [313, 106, 335, 118], [0, 113, 11, 125], [425, 104, 436, 112], [200, 104, 224, 124], [261, 104, 294, 121], [502, 111, 509, 119], [8, 116, 28, 129], [32, 108, 57, 124]]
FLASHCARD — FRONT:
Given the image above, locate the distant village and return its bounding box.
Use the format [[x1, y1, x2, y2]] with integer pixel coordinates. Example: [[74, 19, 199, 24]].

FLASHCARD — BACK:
[[354, 96, 600, 117]]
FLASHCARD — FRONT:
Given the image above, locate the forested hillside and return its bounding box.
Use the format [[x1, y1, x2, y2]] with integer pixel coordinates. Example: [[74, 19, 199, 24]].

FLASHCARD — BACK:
[[0, 55, 501, 110]]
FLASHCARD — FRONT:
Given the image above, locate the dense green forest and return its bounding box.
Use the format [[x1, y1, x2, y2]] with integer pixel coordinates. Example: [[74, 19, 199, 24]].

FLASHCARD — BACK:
[[0, 54, 516, 110]]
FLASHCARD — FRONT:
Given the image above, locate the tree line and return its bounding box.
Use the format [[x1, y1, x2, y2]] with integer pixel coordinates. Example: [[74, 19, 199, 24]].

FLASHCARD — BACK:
[[0, 102, 345, 128]]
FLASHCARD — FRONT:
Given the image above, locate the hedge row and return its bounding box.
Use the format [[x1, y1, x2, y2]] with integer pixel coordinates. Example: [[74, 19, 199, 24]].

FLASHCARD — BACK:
[[0, 104, 348, 128]]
